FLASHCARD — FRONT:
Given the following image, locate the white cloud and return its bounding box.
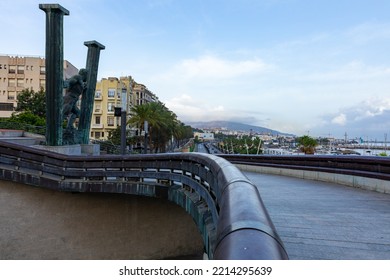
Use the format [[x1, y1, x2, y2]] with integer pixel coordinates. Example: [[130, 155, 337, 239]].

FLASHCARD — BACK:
[[331, 113, 347, 125], [164, 94, 267, 125], [313, 97, 390, 139], [301, 60, 390, 82], [165, 94, 226, 121], [165, 55, 271, 81], [347, 21, 390, 44]]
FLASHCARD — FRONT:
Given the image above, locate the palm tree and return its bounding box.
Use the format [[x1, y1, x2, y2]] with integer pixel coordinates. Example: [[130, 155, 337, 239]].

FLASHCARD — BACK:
[[128, 102, 184, 153], [128, 103, 150, 133], [297, 135, 318, 154]]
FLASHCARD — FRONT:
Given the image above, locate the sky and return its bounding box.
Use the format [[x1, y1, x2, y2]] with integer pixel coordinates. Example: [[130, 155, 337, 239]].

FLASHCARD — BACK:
[[1, 0, 390, 140]]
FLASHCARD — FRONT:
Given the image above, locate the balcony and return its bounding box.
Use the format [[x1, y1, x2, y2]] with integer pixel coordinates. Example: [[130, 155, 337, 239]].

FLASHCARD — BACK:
[[92, 123, 104, 129]]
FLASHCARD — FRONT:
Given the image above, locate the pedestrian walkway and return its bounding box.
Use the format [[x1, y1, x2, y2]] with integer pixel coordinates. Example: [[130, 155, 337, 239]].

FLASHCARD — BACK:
[[244, 172, 390, 260]]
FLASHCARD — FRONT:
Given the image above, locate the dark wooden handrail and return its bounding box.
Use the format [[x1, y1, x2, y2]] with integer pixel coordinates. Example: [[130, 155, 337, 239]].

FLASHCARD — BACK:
[[220, 154, 390, 181], [0, 140, 288, 260]]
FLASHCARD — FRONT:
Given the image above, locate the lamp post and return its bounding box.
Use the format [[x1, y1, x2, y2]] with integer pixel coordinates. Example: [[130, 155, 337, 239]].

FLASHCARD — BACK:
[[144, 120, 148, 154], [120, 87, 127, 155]]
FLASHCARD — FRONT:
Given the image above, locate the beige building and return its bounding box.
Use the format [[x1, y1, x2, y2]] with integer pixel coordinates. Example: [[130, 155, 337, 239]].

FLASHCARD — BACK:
[[0, 55, 78, 118], [91, 77, 158, 140], [91, 76, 134, 140], [0, 54, 159, 142], [133, 82, 158, 105]]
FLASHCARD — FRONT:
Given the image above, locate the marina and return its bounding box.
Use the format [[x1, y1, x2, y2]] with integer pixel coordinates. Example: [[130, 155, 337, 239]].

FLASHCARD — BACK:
[[264, 142, 389, 157]]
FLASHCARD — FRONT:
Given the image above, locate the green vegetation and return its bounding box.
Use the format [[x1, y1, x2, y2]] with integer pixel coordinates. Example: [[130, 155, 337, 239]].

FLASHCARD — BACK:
[[219, 135, 262, 154], [16, 88, 46, 118], [296, 135, 318, 154], [127, 101, 193, 153], [0, 89, 46, 134], [0, 88, 193, 153]]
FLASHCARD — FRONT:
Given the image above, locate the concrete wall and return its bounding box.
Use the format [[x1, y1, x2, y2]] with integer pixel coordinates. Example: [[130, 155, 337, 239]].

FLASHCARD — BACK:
[[237, 164, 390, 194], [0, 180, 204, 259]]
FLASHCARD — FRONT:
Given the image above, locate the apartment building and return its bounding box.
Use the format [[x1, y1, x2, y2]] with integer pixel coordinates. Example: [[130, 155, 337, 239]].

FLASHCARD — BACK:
[[0, 55, 78, 118], [133, 82, 158, 105], [91, 77, 158, 140], [91, 76, 133, 140]]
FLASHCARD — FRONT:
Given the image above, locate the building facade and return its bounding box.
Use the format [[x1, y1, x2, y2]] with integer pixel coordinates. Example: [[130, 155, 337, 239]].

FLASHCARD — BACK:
[[90, 77, 158, 141], [0, 55, 78, 118], [0, 54, 159, 143], [133, 82, 157, 105], [91, 76, 134, 140]]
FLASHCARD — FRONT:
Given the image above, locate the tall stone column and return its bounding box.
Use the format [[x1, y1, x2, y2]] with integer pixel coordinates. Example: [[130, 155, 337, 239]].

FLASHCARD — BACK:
[[78, 41, 105, 144], [39, 4, 69, 146]]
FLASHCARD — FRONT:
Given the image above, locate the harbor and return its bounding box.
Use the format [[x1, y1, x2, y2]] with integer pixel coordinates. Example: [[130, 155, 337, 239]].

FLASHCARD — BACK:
[[264, 142, 389, 156]]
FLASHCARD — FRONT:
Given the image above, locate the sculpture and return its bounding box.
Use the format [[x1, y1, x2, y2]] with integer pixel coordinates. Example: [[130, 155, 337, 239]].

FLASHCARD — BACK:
[[63, 69, 87, 129], [40, 4, 104, 147]]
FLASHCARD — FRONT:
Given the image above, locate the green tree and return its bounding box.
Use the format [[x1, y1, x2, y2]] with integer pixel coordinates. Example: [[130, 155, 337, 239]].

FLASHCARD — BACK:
[[297, 135, 318, 154], [16, 88, 46, 118], [128, 102, 192, 153], [8, 111, 46, 127], [107, 126, 121, 145]]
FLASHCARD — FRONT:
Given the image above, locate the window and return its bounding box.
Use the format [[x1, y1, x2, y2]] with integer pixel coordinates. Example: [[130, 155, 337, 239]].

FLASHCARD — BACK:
[[8, 79, 15, 87], [40, 66, 45, 75], [8, 65, 16, 74], [95, 132, 101, 139], [0, 64, 2, 69], [108, 88, 115, 98], [95, 91, 101, 98], [95, 116, 101, 125], [17, 79, 24, 87], [17, 65, 24, 74], [7, 92, 15, 100], [0, 102, 14, 111], [107, 102, 114, 112], [107, 116, 114, 126], [94, 104, 101, 112], [39, 79, 46, 89]]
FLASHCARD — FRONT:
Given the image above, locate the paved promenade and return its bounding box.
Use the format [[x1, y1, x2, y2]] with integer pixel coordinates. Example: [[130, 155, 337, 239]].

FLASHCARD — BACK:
[[245, 172, 390, 260]]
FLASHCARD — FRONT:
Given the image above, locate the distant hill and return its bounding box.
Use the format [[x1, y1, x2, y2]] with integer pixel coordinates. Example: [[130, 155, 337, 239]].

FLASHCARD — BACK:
[[187, 121, 294, 136]]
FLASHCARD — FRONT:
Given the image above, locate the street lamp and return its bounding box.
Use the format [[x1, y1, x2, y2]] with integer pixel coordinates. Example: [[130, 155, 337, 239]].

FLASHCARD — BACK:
[[144, 120, 148, 154], [114, 87, 128, 154]]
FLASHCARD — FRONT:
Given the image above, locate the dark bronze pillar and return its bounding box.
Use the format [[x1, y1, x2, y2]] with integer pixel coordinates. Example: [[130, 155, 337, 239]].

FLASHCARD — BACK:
[[39, 4, 69, 146], [78, 41, 105, 144]]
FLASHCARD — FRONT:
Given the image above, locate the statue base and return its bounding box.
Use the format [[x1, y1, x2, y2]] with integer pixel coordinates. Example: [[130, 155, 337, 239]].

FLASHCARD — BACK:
[[33, 144, 100, 156]]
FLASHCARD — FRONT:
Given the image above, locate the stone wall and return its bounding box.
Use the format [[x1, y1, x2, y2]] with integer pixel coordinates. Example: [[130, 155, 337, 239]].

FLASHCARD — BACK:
[[0, 180, 203, 259]]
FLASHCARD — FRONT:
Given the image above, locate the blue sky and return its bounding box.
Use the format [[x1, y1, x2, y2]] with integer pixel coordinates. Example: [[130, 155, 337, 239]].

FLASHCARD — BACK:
[[2, 0, 390, 140]]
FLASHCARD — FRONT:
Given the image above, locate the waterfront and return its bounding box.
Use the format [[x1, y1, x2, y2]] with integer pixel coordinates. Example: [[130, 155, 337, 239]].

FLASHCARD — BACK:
[[264, 142, 389, 157]]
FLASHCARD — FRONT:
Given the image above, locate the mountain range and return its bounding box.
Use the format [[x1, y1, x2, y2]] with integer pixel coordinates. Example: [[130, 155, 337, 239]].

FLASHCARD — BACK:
[[187, 121, 294, 136]]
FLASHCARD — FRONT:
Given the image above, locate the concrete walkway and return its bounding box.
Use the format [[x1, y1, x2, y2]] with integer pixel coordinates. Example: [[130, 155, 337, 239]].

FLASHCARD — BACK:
[[244, 172, 390, 260]]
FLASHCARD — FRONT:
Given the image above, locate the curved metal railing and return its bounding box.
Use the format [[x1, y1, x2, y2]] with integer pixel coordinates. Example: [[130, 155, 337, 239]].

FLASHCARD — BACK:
[[220, 154, 390, 181], [0, 140, 288, 260]]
